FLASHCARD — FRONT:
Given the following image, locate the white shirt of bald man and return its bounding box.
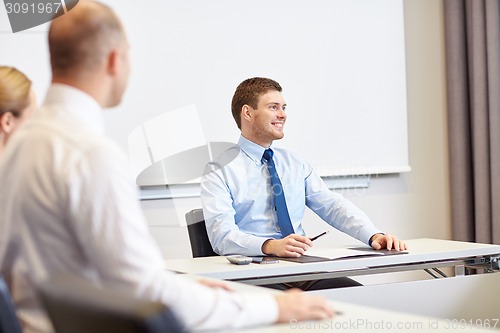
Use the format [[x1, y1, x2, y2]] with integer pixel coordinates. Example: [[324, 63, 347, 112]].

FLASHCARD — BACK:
[[0, 84, 277, 333]]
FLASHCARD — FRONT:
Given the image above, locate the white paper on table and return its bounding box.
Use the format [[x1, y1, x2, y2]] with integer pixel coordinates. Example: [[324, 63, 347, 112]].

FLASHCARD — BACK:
[[305, 247, 408, 260]]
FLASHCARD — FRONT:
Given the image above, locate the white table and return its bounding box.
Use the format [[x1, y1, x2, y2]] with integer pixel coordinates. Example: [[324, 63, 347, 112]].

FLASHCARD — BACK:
[[165, 238, 500, 285], [223, 301, 497, 332], [308, 273, 500, 331], [195, 274, 497, 333]]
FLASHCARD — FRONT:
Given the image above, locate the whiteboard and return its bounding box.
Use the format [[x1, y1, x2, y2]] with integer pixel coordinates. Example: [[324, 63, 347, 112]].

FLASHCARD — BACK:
[[0, 0, 410, 178]]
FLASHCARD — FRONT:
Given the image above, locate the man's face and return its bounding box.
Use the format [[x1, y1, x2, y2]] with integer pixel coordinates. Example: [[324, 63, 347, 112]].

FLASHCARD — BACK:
[[110, 40, 131, 107], [246, 90, 287, 147]]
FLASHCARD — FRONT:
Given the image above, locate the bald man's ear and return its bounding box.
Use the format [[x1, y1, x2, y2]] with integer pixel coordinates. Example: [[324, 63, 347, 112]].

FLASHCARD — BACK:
[[106, 48, 121, 76]]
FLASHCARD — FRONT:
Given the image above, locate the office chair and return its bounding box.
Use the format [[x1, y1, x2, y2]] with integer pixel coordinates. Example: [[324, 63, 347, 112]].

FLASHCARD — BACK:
[[185, 209, 218, 257], [37, 275, 184, 333], [0, 275, 22, 333]]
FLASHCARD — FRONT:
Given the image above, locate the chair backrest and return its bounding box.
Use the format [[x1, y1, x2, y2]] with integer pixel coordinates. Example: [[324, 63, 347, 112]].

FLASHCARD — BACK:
[[0, 275, 22, 333], [185, 209, 218, 257], [37, 275, 183, 333]]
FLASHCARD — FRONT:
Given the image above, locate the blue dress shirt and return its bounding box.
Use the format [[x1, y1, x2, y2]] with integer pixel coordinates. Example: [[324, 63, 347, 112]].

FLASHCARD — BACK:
[[200, 135, 382, 256]]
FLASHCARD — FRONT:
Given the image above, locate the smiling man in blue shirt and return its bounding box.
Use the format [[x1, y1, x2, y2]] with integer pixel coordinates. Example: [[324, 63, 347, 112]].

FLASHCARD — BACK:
[[201, 77, 407, 290]]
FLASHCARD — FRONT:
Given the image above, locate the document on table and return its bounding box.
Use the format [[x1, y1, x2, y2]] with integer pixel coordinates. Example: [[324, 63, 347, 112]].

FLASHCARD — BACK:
[[269, 247, 409, 263], [303, 247, 408, 261]]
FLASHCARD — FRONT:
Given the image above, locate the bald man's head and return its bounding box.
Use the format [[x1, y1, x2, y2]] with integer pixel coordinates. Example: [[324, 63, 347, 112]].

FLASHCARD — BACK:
[[48, 1, 126, 76]]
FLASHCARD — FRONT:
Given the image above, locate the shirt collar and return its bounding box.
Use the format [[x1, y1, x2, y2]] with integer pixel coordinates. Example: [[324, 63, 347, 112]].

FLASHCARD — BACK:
[[238, 135, 274, 165], [42, 83, 105, 134]]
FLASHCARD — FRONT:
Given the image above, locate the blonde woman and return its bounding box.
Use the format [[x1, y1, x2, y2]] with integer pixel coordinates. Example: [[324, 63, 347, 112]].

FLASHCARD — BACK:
[[0, 66, 36, 154]]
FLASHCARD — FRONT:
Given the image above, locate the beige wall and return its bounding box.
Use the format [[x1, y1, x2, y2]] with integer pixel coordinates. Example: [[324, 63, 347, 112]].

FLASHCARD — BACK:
[[144, 0, 451, 274], [403, 0, 450, 239], [338, 0, 450, 241]]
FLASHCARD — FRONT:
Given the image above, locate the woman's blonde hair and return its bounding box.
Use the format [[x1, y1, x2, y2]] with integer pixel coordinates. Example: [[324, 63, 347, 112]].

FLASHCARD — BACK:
[[0, 66, 32, 118]]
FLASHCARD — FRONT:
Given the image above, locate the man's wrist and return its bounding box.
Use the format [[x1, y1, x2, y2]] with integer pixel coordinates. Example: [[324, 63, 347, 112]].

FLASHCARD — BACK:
[[369, 233, 385, 246], [262, 239, 275, 255]]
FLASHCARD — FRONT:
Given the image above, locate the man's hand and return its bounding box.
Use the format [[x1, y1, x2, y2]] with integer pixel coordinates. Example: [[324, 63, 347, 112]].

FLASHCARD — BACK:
[[275, 289, 336, 322], [262, 234, 313, 257], [369, 233, 408, 251], [197, 278, 234, 291]]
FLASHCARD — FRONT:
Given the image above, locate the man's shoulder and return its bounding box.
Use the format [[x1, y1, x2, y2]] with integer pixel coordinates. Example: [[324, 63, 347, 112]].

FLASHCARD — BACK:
[[273, 146, 307, 163], [21, 113, 125, 169], [207, 143, 243, 168], [201, 143, 246, 185]]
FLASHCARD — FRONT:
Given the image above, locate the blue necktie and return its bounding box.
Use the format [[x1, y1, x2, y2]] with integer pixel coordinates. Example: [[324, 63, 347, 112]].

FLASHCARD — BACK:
[[262, 148, 295, 237]]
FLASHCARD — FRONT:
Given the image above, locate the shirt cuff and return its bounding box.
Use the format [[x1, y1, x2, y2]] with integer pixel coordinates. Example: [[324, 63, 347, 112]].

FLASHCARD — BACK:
[[257, 238, 278, 256], [245, 236, 272, 256], [358, 225, 384, 246], [235, 292, 279, 327]]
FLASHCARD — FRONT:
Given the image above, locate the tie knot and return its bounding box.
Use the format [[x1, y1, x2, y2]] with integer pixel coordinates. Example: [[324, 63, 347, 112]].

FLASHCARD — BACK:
[[262, 148, 273, 162]]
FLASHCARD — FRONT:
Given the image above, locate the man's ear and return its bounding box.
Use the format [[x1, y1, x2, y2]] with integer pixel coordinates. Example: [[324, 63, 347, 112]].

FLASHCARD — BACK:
[[0, 112, 15, 134], [241, 105, 252, 123], [106, 48, 121, 76]]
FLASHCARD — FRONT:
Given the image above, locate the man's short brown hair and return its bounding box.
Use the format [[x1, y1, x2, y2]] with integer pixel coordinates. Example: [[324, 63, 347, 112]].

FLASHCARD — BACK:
[[231, 77, 282, 129]]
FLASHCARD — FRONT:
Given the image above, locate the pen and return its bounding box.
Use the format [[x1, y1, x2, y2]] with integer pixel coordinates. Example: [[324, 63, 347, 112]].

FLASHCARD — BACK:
[[309, 231, 329, 241]]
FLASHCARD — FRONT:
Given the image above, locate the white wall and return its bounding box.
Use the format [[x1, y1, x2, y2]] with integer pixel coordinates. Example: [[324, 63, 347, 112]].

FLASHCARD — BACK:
[[102, 0, 411, 179], [145, 0, 451, 275]]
